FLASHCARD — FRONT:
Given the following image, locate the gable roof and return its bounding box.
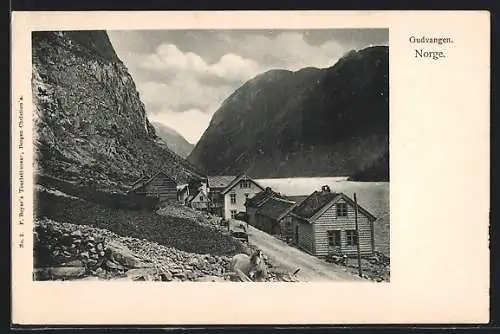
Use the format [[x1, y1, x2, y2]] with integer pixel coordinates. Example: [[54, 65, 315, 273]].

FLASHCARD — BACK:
[[177, 185, 189, 194], [130, 175, 148, 188], [292, 190, 377, 222], [129, 170, 177, 192], [207, 175, 237, 189], [189, 189, 208, 203], [245, 187, 283, 208], [221, 174, 265, 195], [256, 197, 296, 221], [284, 195, 309, 204], [292, 191, 338, 219]]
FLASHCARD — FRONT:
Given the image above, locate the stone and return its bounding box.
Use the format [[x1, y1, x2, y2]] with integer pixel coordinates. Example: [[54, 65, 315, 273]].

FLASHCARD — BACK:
[[105, 259, 126, 270], [126, 268, 158, 280], [71, 230, 83, 237], [106, 241, 145, 269], [159, 271, 173, 282], [79, 252, 89, 259], [35, 266, 86, 280], [60, 259, 84, 267]]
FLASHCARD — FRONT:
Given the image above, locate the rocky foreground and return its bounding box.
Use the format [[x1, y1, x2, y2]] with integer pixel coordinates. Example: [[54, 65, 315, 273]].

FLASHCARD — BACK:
[[34, 218, 299, 282]]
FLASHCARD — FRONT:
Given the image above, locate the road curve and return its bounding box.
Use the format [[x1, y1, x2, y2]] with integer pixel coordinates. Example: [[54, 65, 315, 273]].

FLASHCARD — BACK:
[[247, 225, 362, 282]]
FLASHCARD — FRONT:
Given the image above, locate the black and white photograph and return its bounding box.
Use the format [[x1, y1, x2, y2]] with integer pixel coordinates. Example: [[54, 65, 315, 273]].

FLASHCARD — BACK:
[[31, 28, 390, 283]]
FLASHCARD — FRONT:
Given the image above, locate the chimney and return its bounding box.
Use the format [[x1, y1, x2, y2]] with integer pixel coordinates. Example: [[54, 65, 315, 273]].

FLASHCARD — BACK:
[[321, 185, 331, 193]]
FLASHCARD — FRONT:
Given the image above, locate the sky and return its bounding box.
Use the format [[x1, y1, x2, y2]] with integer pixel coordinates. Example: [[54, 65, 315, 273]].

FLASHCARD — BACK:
[[107, 29, 388, 144]]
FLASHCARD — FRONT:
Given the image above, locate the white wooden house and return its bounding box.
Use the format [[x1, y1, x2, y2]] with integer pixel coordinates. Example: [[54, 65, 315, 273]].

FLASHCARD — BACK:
[[220, 174, 265, 220], [189, 189, 210, 212]]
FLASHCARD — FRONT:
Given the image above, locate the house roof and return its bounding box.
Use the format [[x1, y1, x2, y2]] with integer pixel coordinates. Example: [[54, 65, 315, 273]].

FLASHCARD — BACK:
[[246, 188, 285, 208], [284, 195, 309, 204], [188, 189, 208, 203], [292, 191, 338, 219], [221, 174, 265, 195], [129, 170, 177, 192], [291, 190, 377, 222], [131, 175, 148, 188], [257, 197, 296, 221], [207, 175, 236, 189], [177, 185, 189, 194]]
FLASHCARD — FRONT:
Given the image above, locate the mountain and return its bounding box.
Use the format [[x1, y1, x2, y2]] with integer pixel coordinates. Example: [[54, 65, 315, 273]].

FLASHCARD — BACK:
[[151, 122, 194, 158], [32, 31, 204, 190], [188, 46, 389, 180]]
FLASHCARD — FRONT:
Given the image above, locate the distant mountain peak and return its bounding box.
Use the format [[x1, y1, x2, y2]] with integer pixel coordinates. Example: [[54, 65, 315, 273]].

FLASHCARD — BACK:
[[151, 121, 194, 158]]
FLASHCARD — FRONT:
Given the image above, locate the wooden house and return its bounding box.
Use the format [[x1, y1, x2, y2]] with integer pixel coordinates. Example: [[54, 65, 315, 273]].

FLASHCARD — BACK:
[[253, 196, 296, 240], [128, 171, 178, 202], [189, 189, 210, 212], [290, 186, 376, 257], [245, 187, 297, 240], [206, 175, 237, 217], [245, 187, 281, 226], [220, 174, 265, 220]]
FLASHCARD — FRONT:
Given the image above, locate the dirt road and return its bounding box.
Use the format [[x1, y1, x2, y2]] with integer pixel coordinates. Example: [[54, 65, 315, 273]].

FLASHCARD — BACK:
[[247, 225, 363, 282]]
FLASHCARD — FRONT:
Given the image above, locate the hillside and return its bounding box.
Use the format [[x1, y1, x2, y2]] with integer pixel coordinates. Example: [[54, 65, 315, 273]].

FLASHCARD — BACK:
[[188, 46, 389, 180], [151, 122, 194, 158], [32, 31, 203, 190]]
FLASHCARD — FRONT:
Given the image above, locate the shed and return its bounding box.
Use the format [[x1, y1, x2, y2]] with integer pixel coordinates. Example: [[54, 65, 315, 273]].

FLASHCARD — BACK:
[[128, 170, 178, 202], [253, 196, 296, 239]]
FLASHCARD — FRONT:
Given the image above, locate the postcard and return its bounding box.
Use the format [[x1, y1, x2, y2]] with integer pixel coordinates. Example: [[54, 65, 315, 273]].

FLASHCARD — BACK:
[[11, 10, 490, 325]]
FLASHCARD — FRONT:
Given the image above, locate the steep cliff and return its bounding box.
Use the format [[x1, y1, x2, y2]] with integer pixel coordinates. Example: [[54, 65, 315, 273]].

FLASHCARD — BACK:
[[32, 31, 202, 190], [188, 46, 389, 180]]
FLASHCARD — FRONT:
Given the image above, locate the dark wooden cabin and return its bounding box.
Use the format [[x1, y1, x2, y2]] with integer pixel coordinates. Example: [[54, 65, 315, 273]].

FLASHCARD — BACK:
[[128, 171, 178, 202]]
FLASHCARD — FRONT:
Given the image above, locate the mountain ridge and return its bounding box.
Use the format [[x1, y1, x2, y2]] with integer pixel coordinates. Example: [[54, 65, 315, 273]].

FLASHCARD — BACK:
[[188, 45, 389, 180]]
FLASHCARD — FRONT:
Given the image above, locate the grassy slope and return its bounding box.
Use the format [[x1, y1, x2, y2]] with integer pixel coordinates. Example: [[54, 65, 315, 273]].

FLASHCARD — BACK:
[[36, 191, 246, 256]]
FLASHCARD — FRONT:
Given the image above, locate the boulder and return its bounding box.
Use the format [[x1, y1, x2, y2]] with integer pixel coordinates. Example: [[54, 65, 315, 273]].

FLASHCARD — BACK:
[[106, 241, 149, 269], [126, 268, 159, 281], [34, 266, 86, 280], [60, 259, 84, 267]]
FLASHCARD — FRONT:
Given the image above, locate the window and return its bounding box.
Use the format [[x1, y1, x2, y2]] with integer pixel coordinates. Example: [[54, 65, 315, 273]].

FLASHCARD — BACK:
[[200, 195, 204, 201], [230, 193, 236, 204], [240, 180, 251, 188], [244, 193, 249, 199], [336, 202, 348, 217], [230, 210, 237, 218], [346, 230, 358, 246], [327, 230, 341, 247]]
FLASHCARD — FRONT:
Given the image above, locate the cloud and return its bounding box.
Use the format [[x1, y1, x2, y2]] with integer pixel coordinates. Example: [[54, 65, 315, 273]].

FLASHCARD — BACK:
[[235, 32, 352, 71], [109, 30, 385, 144], [148, 108, 213, 144], [137, 76, 234, 115], [138, 43, 262, 82]]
